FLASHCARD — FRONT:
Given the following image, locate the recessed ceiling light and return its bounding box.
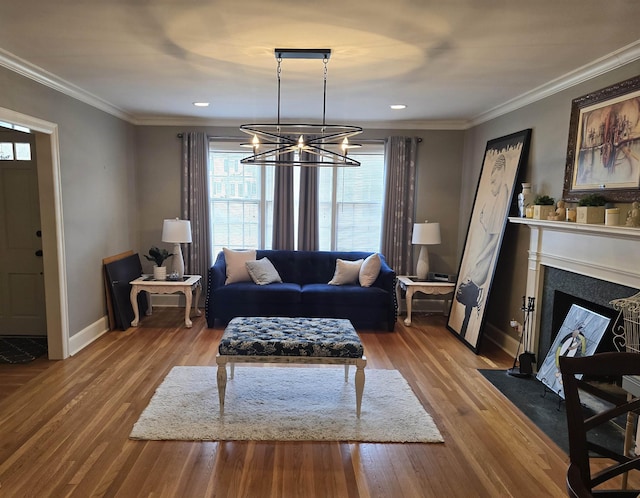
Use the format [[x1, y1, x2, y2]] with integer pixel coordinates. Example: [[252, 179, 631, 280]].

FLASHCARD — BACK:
[[390, 104, 407, 110], [193, 102, 210, 107]]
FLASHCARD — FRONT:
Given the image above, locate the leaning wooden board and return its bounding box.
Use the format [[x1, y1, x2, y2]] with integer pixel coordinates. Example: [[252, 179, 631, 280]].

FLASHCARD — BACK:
[[103, 251, 147, 330]]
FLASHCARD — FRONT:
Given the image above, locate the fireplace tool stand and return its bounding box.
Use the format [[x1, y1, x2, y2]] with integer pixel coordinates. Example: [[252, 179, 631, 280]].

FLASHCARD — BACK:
[[508, 296, 536, 378]]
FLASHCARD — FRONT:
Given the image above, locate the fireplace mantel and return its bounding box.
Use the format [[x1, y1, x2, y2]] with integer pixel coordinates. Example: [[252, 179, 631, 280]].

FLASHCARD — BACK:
[[508, 217, 640, 355], [509, 217, 640, 240]]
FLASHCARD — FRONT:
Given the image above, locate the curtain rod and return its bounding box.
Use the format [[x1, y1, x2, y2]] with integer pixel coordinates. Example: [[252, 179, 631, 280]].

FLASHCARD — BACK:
[[177, 134, 421, 144], [177, 134, 397, 145]]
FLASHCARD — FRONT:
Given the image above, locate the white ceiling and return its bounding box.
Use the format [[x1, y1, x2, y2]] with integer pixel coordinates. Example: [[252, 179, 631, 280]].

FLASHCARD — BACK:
[[1, 0, 639, 128]]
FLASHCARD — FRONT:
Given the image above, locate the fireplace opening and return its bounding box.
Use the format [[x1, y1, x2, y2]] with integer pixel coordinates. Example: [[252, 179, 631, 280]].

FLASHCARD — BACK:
[[550, 290, 617, 355], [538, 267, 637, 365]]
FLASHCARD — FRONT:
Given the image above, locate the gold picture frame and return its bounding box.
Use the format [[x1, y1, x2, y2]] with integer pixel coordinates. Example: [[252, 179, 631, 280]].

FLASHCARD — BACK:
[[563, 75, 640, 202]]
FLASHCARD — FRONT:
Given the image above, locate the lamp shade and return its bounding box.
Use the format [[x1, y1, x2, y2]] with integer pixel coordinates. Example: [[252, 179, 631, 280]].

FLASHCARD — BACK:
[[411, 222, 441, 245], [161, 218, 192, 243]]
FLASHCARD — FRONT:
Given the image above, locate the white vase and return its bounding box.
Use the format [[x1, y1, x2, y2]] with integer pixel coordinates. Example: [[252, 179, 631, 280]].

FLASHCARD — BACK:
[[518, 183, 533, 218], [153, 265, 166, 281]]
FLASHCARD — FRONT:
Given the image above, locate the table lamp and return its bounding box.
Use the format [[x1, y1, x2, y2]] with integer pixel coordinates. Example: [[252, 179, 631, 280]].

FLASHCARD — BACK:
[[411, 221, 441, 280], [161, 218, 192, 279]]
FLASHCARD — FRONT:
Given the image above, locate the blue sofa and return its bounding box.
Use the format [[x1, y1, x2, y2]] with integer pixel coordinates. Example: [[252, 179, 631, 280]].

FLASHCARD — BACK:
[[205, 250, 396, 331]]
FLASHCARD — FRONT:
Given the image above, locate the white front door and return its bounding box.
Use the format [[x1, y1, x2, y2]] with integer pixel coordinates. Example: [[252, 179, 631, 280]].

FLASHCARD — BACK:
[[0, 129, 46, 335]]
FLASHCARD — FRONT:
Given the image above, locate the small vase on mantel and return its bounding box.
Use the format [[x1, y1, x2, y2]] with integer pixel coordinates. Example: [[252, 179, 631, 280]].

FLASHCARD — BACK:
[[518, 183, 533, 218]]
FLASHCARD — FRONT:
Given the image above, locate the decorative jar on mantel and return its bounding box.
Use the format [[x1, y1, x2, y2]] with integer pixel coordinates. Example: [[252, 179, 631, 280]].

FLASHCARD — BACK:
[[518, 183, 533, 218], [532, 195, 555, 220]]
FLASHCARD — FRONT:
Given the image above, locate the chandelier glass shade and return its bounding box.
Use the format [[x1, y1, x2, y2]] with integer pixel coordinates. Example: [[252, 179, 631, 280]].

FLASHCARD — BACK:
[[240, 49, 363, 167]]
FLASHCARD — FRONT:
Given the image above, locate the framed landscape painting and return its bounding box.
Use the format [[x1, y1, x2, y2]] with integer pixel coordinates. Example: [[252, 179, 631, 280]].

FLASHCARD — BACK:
[[563, 74, 640, 202], [447, 129, 532, 352]]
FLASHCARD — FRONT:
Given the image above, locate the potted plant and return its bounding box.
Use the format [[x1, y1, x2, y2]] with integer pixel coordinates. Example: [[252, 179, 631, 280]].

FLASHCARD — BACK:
[[144, 246, 173, 280], [576, 193, 606, 224], [532, 194, 555, 220]]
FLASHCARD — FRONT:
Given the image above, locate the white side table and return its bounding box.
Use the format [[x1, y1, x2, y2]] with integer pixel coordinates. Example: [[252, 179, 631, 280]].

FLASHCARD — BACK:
[[396, 276, 455, 326], [129, 274, 202, 328]]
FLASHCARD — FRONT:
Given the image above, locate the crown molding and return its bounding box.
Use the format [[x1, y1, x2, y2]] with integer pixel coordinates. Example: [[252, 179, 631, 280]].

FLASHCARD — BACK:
[[469, 40, 640, 127], [0, 48, 134, 122]]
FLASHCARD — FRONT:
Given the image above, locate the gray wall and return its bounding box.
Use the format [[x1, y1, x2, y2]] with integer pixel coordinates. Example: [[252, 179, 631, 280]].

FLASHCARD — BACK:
[[0, 65, 138, 337], [4, 52, 634, 350], [461, 60, 640, 346], [134, 126, 465, 277]]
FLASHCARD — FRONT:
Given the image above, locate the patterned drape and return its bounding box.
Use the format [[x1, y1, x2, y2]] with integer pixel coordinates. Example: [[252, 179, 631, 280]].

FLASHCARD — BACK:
[[381, 136, 419, 275], [181, 132, 211, 290], [297, 159, 319, 251], [272, 162, 295, 250]]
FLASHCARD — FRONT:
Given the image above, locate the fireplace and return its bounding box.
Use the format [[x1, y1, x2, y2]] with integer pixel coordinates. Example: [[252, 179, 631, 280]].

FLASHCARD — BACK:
[[509, 217, 640, 360], [538, 268, 635, 362]]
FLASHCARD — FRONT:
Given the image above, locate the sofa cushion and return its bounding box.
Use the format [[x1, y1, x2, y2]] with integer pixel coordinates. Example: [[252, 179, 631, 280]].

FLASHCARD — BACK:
[[301, 283, 388, 307], [359, 252, 381, 287], [245, 257, 282, 285], [223, 248, 256, 284], [217, 282, 302, 304], [328, 258, 364, 285]]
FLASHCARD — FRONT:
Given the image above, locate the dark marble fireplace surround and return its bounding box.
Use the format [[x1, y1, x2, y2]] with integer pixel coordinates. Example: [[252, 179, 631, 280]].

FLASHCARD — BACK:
[[538, 267, 638, 364]]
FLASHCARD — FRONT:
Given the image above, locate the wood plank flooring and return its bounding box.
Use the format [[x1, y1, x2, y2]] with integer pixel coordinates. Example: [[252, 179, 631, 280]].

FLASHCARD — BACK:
[[0, 309, 569, 497]]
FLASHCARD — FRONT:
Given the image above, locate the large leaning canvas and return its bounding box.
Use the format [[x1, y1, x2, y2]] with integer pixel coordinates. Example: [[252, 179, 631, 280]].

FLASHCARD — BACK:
[[447, 129, 532, 352], [536, 304, 610, 399]]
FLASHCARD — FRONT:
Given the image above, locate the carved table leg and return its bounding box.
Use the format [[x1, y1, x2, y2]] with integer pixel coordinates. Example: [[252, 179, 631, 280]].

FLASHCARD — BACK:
[[404, 287, 415, 326], [193, 281, 202, 317], [130, 286, 140, 327], [184, 287, 193, 328]]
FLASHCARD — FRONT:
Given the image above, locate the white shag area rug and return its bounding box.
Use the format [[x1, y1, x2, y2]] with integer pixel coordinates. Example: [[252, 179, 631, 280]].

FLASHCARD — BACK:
[[130, 366, 444, 443]]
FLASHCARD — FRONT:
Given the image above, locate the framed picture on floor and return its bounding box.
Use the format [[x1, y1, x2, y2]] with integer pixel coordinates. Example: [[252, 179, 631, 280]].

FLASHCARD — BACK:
[[447, 129, 532, 352], [536, 303, 611, 399]]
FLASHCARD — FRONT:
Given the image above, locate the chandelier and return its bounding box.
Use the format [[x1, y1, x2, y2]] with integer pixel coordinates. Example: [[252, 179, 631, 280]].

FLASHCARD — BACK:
[[240, 48, 363, 167]]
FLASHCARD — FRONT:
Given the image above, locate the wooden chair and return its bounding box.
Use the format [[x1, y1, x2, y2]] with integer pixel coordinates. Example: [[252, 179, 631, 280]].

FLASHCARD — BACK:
[[559, 352, 640, 497]]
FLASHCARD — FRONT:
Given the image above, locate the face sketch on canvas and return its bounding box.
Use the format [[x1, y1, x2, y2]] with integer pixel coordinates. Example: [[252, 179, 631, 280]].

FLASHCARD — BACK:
[[453, 153, 510, 343]]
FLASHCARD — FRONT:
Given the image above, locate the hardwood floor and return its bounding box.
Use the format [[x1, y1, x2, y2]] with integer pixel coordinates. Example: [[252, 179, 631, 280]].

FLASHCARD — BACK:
[[0, 309, 569, 497]]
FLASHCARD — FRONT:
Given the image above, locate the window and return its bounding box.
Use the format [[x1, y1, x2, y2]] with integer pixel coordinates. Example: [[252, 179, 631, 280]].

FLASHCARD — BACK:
[[0, 122, 33, 161], [318, 147, 385, 251], [208, 141, 384, 259]]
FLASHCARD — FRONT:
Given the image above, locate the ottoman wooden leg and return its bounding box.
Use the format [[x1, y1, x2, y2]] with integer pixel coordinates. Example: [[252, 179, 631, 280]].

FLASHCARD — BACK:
[[216, 357, 228, 416], [355, 358, 366, 418]]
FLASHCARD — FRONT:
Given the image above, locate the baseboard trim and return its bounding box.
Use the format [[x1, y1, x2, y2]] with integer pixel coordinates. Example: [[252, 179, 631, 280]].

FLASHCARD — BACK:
[[69, 316, 109, 356], [484, 322, 519, 358]]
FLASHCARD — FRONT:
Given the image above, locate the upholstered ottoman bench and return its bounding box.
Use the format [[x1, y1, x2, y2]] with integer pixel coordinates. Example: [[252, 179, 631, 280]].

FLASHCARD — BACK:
[[216, 316, 367, 417]]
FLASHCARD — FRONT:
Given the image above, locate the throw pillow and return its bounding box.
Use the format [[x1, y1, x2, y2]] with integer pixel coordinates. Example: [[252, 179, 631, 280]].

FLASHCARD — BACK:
[[328, 258, 364, 285], [223, 248, 257, 284], [359, 253, 382, 287], [245, 258, 282, 285]]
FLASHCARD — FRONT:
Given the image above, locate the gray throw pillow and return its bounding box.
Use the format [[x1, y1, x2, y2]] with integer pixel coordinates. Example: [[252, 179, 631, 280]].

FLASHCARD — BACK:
[[245, 258, 283, 285]]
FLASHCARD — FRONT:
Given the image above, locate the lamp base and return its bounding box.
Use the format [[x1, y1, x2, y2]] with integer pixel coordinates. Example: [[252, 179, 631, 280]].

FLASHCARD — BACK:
[[173, 243, 185, 279], [415, 246, 430, 280]]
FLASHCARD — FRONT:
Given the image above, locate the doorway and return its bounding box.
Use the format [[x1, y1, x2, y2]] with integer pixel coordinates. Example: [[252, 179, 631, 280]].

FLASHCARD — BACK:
[[0, 128, 46, 335], [0, 108, 68, 359]]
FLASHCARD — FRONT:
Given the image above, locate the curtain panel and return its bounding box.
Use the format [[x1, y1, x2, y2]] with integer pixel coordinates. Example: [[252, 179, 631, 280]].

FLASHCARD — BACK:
[[381, 136, 419, 275], [272, 162, 295, 250], [297, 157, 319, 251], [181, 132, 211, 289]]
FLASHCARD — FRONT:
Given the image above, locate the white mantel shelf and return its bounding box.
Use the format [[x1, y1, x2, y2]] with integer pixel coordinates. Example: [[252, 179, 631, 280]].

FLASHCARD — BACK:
[[509, 217, 640, 240], [507, 216, 640, 356]]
